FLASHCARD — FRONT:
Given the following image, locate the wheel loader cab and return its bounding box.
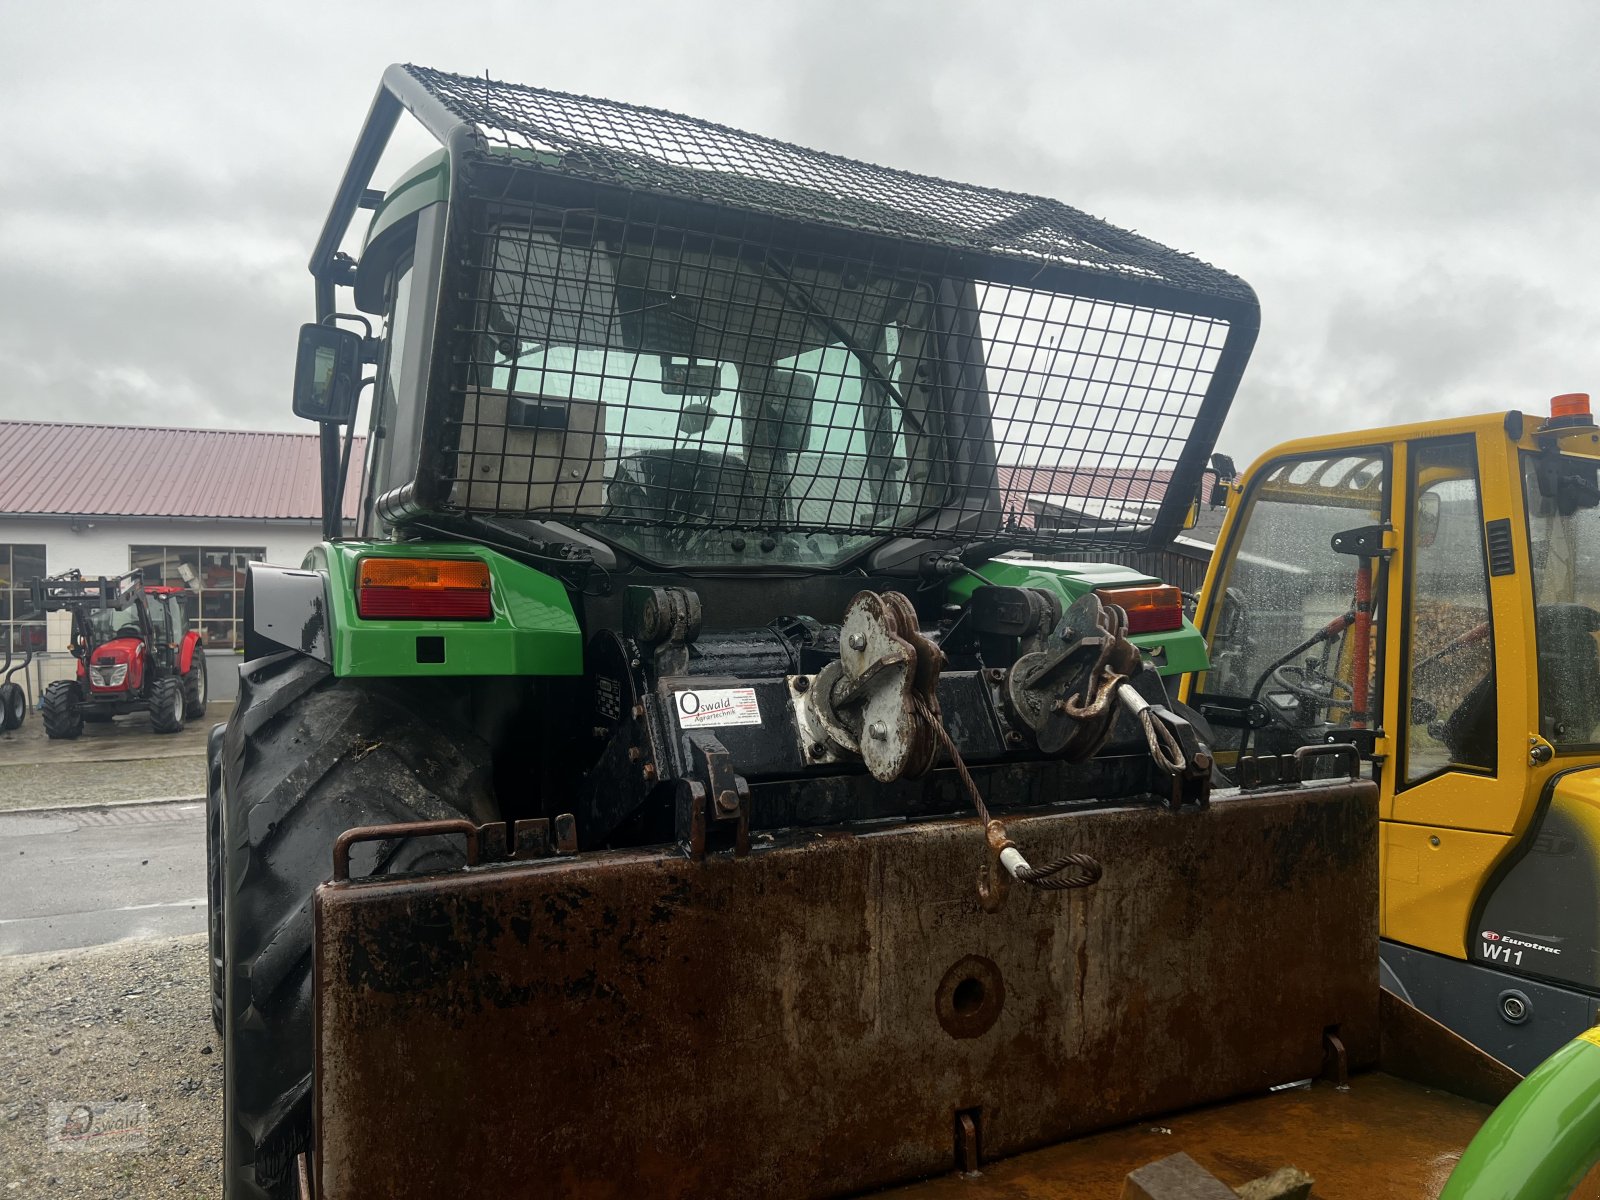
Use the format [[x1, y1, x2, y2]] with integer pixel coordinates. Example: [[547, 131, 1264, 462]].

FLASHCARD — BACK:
[[1188, 402, 1600, 1072]]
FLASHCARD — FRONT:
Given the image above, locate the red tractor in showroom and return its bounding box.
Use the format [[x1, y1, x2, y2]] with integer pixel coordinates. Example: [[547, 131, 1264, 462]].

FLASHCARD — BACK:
[[30, 569, 208, 738]]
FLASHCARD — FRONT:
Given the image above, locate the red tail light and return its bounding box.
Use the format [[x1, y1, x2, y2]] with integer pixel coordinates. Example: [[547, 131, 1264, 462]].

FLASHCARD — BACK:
[[1093, 584, 1185, 634], [357, 557, 493, 620]]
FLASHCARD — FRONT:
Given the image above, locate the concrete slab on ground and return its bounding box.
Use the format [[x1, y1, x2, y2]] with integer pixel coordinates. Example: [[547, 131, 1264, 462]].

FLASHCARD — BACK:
[[0, 704, 227, 812], [0, 935, 218, 1199], [0, 801, 207, 956], [0, 702, 231, 766]]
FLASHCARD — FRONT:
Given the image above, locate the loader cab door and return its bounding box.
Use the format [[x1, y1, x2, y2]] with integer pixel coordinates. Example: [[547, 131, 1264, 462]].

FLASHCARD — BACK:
[[1381, 433, 1529, 960], [1189, 448, 1391, 774]]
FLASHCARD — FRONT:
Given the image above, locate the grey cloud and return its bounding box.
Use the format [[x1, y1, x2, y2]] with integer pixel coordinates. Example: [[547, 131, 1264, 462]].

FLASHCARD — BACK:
[[1, 0, 1597, 474]]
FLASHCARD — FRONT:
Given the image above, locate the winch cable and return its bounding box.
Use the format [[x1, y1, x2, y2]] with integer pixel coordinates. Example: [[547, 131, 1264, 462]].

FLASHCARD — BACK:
[[1060, 600, 1135, 761], [912, 693, 1102, 892], [1119, 684, 1189, 775]]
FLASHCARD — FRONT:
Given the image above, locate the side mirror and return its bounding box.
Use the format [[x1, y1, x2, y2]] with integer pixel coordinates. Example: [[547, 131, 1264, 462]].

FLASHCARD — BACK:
[[1216, 586, 1247, 643], [1415, 490, 1442, 549], [292, 324, 363, 424]]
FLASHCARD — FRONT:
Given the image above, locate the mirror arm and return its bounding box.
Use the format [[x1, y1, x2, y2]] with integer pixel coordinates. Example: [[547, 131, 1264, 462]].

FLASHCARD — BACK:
[[320, 425, 345, 542], [328, 377, 376, 541]]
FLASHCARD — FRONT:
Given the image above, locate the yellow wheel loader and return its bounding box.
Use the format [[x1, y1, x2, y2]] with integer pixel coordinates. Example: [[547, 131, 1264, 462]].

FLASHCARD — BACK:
[[1186, 397, 1600, 1075]]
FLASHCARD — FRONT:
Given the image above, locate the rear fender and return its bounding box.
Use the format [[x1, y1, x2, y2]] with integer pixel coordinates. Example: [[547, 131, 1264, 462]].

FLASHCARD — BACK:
[[178, 632, 203, 674], [242, 563, 331, 663]]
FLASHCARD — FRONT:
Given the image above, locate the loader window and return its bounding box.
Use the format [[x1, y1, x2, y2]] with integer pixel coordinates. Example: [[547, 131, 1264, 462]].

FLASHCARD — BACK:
[[1197, 451, 1387, 761], [1403, 440, 1496, 782], [88, 607, 144, 643], [1523, 451, 1600, 747]]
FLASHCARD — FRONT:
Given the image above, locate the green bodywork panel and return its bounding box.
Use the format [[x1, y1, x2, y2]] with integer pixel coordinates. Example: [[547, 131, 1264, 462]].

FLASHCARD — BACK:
[[947, 559, 1209, 676], [364, 149, 451, 250], [311, 541, 582, 678], [362, 145, 571, 253]]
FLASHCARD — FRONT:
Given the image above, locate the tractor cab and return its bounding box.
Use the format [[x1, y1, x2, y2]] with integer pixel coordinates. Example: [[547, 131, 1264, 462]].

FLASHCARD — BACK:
[[137, 586, 192, 657], [77, 585, 191, 694], [1187, 396, 1600, 1072]]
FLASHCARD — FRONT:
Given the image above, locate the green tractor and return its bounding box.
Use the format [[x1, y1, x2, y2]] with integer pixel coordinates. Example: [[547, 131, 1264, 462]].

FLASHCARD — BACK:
[[210, 64, 1514, 1200]]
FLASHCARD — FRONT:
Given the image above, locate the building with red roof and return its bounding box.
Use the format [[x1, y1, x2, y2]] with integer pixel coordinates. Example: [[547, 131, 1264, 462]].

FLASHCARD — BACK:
[[0, 421, 362, 655]]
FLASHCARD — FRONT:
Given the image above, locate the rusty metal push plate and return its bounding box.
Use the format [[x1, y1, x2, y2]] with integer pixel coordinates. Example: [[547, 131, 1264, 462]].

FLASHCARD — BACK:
[[313, 783, 1379, 1199]]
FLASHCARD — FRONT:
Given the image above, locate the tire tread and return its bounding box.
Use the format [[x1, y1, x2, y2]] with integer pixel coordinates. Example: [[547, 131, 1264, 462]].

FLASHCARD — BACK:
[[218, 655, 497, 1199]]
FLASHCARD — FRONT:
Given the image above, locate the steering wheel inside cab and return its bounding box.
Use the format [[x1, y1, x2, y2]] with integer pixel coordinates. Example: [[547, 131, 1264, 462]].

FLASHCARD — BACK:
[[1262, 660, 1352, 730], [603, 368, 818, 549]]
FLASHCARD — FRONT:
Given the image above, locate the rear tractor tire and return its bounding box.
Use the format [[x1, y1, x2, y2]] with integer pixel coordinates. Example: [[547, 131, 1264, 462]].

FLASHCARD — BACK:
[[149, 676, 186, 735], [41, 681, 83, 740], [0, 681, 25, 732], [206, 724, 226, 1037], [184, 650, 209, 720], [218, 652, 498, 1200]]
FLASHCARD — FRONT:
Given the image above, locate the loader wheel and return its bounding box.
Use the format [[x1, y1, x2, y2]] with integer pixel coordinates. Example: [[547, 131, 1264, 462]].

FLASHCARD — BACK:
[[0, 681, 24, 731], [41, 681, 84, 740], [148, 676, 186, 734], [218, 652, 498, 1200], [184, 651, 209, 720]]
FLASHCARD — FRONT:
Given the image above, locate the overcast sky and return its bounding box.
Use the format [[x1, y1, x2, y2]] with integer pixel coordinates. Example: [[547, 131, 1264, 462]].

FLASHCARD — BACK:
[[1, 1, 1596, 467]]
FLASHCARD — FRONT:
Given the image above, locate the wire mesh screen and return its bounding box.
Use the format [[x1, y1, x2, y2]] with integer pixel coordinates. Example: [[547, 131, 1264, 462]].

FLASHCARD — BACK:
[[379, 65, 1252, 564], [400, 65, 1253, 305], [431, 183, 1229, 566]]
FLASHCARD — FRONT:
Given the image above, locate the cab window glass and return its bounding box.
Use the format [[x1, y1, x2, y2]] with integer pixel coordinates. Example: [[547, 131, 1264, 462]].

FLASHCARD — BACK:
[[1198, 451, 1387, 761], [1403, 440, 1495, 782], [148, 597, 176, 643], [1523, 450, 1600, 746], [364, 260, 414, 531]]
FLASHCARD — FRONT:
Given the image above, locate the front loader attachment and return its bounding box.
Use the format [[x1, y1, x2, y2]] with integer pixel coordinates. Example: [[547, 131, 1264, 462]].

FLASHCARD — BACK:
[[313, 778, 1378, 1199]]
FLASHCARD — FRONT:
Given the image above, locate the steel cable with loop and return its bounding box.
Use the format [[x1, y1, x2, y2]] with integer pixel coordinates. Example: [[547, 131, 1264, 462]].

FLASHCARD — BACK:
[[913, 694, 1102, 893]]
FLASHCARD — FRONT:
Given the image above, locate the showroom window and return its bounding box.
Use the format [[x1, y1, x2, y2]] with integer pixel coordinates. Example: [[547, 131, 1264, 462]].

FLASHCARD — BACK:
[[0, 544, 47, 653], [130, 545, 264, 649]]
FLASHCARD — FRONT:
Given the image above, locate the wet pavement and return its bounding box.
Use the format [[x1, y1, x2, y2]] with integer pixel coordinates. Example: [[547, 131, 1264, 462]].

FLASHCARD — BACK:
[[0, 801, 207, 956], [0, 704, 226, 813], [0, 710, 225, 1195]]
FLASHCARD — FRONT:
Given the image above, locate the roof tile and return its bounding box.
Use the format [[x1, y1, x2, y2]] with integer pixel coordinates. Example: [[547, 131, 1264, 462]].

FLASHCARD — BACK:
[[0, 421, 364, 521]]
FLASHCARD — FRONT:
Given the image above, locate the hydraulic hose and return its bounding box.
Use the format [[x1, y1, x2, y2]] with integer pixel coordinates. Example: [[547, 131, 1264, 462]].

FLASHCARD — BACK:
[[1439, 1028, 1600, 1200]]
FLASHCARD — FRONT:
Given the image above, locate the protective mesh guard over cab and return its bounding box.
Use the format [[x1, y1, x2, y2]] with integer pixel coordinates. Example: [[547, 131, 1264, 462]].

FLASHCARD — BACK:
[[385, 66, 1259, 563]]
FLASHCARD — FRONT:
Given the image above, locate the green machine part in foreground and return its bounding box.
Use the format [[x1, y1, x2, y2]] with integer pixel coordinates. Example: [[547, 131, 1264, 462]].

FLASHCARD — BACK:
[[949, 559, 1210, 676], [1440, 1027, 1600, 1200], [309, 541, 583, 677]]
